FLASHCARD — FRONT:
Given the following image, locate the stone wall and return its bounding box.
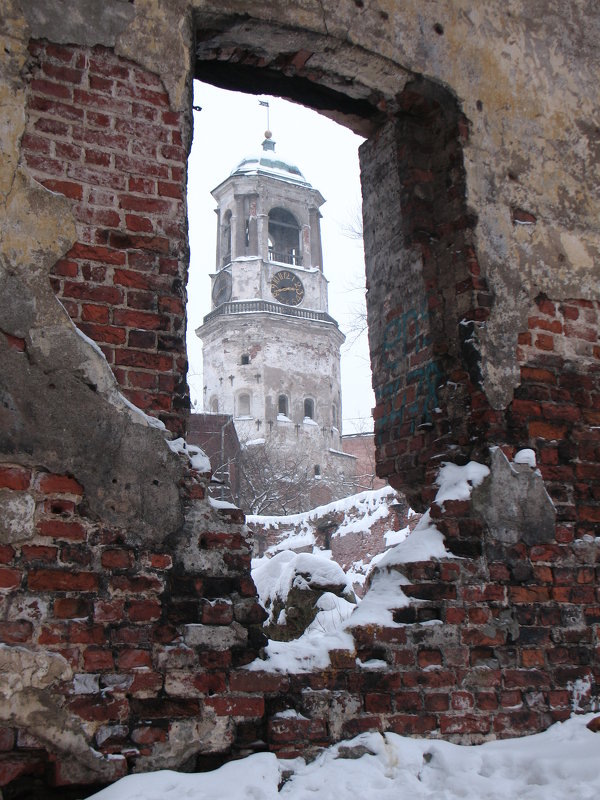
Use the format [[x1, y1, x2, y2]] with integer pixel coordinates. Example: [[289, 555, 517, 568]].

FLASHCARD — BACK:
[[1, 0, 599, 794]]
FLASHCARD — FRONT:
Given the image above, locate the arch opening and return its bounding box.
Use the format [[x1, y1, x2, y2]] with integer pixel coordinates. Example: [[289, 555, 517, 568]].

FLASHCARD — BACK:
[[191, 15, 480, 510]]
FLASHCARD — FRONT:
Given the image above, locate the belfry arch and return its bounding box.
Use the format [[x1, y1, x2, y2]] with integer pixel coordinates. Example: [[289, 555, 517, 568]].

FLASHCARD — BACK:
[[192, 12, 482, 509]]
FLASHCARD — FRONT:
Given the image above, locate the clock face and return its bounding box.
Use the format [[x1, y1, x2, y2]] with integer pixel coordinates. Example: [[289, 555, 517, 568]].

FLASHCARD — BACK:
[[212, 271, 232, 307], [271, 270, 304, 306]]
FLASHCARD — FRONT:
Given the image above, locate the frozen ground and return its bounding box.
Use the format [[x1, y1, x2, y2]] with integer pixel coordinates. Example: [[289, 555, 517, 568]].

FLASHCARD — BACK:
[[88, 714, 600, 800]]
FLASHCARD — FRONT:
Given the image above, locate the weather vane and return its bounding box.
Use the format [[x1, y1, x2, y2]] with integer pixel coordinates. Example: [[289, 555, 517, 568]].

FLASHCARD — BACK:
[[259, 99, 271, 138]]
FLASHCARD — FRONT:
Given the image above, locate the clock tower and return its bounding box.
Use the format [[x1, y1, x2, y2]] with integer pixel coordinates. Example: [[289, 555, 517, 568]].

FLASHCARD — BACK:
[[196, 134, 355, 512]]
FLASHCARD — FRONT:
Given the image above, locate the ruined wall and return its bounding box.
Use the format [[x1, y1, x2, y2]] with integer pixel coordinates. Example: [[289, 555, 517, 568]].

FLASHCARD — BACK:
[[1, 0, 599, 794]]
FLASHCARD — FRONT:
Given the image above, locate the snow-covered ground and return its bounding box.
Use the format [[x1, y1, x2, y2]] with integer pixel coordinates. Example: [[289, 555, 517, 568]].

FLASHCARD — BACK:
[[88, 714, 600, 799]]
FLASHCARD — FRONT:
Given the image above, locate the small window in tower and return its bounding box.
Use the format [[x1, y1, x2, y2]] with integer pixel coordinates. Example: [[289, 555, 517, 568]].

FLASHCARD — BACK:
[[237, 393, 251, 417], [222, 209, 232, 266], [314, 465, 321, 477], [210, 396, 219, 413], [304, 398, 315, 420], [241, 354, 250, 365], [332, 403, 338, 428], [245, 219, 250, 247], [278, 394, 289, 417]]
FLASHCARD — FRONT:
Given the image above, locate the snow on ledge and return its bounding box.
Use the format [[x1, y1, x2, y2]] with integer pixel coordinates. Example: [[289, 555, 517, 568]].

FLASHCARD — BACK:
[[167, 437, 211, 472]]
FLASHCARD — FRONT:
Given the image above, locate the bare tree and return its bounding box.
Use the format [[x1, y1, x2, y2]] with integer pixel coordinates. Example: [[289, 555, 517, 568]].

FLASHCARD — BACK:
[[237, 440, 355, 515]]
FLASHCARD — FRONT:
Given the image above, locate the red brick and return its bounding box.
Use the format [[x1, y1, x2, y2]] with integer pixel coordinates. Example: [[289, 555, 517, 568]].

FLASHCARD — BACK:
[[29, 95, 84, 121], [118, 649, 152, 670], [148, 554, 172, 570], [0, 466, 31, 490], [37, 519, 86, 541], [37, 473, 83, 495], [364, 693, 392, 713], [528, 421, 567, 440], [125, 214, 154, 233], [509, 586, 550, 603], [119, 194, 172, 214], [41, 179, 85, 202], [68, 243, 126, 265], [83, 648, 114, 671], [440, 714, 490, 734], [28, 569, 97, 592], [21, 545, 58, 563], [79, 322, 127, 345], [476, 692, 498, 711], [111, 575, 163, 593], [521, 366, 556, 384], [451, 691, 475, 710], [131, 726, 167, 745], [114, 351, 173, 371], [0, 621, 33, 643], [205, 696, 265, 717], [388, 714, 437, 735], [112, 309, 168, 330], [0, 568, 21, 589], [528, 316, 562, 333], [229, 671, 288, 694], [81, 304, 109, 323], [0, 546, 15, 564], [101, 549, 134, 569], [68, 696, 129, 722], [128, 600, 161, 622], [417, 649, 443, 667], [424, 693, 449, 711]]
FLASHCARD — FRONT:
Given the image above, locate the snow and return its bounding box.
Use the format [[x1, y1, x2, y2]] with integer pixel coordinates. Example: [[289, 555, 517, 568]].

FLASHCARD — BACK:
[[433, 460, 489, 504], [375, 511, 449, 568], [166, 437, 211, 472], [514, 447, 537, 467], [248, 485, 398, 534], [87, 714, 600, 800], [208, 497, 239, 511], [384, 525, 410, 547], [252, 550, 353, 625]]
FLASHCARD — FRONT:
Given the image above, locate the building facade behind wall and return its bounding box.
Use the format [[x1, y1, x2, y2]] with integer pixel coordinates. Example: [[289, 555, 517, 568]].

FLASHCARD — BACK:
[[196, 136, 356, 511]]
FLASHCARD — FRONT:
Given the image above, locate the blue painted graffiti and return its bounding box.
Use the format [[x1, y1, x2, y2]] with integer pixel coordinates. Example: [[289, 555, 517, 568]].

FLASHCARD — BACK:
[[381, 298, 431, 367]]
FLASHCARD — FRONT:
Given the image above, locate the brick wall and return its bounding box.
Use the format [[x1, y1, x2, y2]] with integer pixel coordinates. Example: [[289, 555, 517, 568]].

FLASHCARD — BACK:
[[363, 85, 491, 510], [260, 491, 599, 758], [0, 460, 267, 788], [508, 295, 600, 539], [22, 41, 190, 436]]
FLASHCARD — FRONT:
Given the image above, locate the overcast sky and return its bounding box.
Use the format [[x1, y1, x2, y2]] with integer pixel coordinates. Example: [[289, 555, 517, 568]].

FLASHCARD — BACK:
[[186, 81, 374, 432]]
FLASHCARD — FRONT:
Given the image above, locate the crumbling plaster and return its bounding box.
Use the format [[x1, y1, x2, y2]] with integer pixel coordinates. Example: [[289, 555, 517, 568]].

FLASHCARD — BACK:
[[1, 0, 188, 544]]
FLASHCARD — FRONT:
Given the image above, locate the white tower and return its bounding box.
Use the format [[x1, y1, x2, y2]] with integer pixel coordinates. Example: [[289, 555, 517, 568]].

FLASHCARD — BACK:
[[196, 135, 355, 510]]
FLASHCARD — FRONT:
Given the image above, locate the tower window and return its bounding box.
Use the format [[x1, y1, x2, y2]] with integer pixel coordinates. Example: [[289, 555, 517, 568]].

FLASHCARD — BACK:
[[314, 465, 321, 477], [278, 394, 289, 416], [210, 396, 219, 413], [238, 393, 251, 417], [241, 354, 250, 365], [332, 403, 338, 427], [268, 207, 302, 266], [304, 398, 315, 420]]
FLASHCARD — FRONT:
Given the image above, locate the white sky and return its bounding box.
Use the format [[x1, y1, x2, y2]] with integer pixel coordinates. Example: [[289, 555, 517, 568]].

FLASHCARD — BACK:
[[186, 81, 375, 433]]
